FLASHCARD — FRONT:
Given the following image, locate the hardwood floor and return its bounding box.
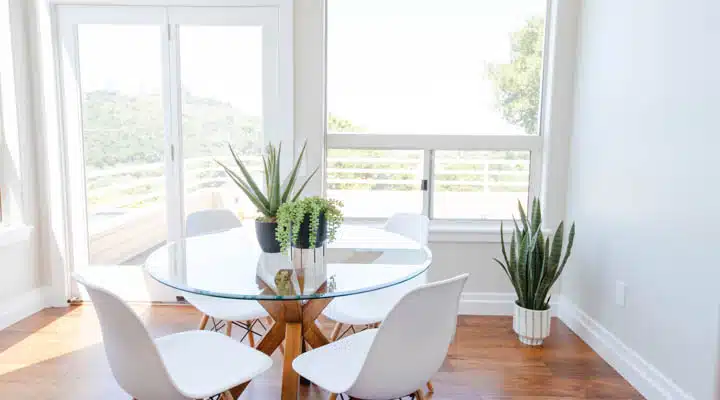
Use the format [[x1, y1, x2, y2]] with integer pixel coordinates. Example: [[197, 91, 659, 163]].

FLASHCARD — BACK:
[[0, 305, 643, 399]]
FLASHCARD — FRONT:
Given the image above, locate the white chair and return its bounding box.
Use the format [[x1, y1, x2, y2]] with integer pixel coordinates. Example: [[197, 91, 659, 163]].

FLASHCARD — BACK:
[[322, 213, 433, 392], [323, 213, 430, 334], [74, 273, 273, 400], [186, 209, 270, 346], [294, 274, 468, 400]]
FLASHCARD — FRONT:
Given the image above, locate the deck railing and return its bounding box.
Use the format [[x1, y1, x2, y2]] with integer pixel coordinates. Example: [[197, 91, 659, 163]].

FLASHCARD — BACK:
[[86, 154, 530, 212]]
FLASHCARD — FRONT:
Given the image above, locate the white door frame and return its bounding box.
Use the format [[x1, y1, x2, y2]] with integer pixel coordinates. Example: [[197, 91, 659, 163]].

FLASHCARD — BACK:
[[52, 1, 293, 301]]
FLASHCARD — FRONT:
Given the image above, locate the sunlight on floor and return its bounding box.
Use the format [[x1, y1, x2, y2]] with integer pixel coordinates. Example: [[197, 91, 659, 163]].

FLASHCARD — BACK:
[[0, 303, 152, 376]]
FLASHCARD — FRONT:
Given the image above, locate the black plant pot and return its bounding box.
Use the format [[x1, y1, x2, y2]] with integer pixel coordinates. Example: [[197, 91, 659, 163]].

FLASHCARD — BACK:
[[255, 220, 281, 253], [292, 212, 327, 249]]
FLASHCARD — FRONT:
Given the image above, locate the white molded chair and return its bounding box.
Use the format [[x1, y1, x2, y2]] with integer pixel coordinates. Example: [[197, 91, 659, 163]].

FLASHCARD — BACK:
[[186, 209, 270, 346], [323, 213, 430, 336], [322, 213, 433, 392], [294, 274, 468, 400], [74, 273, 273, 400]]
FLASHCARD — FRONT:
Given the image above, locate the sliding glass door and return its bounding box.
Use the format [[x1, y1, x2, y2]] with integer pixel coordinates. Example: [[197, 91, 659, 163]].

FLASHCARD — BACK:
[[56, 5, 290, 300]]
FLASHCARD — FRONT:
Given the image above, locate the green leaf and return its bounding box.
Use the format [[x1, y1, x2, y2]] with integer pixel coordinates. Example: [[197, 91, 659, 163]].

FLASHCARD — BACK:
[[291, 166, 320, 202], [533, 236, 551, 309], [531, 197, 541, 233], [281, 141, 308, 202], [228, 143, 270, 211], [517, 200, 529, 232], [217, 162, 271, 216], [545, 222, 563, 275], [268, 143, 282, 209], [549, 222, 576, 288], [500, 221, 511, 267], [516, 232, 529, 307]]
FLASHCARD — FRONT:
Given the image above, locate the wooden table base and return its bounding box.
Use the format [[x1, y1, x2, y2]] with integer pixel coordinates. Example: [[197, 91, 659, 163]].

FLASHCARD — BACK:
[[229, 298, 333, 400]]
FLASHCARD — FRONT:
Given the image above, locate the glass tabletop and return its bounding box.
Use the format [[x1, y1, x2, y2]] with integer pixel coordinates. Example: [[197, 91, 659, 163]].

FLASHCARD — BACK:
[[145, 226, 431, 301]]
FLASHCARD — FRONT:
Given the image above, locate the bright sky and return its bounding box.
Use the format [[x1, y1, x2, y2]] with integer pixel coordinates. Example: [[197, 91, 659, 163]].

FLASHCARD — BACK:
[[78, 25, 263, 114], [328, 0, 546, 135], [77, 0, 545, 135]]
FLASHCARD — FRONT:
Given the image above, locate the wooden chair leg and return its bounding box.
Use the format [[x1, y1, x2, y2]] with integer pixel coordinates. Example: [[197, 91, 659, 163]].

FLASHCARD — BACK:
[[330, 322, 343, 341], [221, 390, 234, 400], [247, 320, 256, 347], [426, 380, 434, 393], [198, 314, 209, 330], [328, 394, 338, 400], [415, 389, 427, 400], [225, 320, 233, 337]]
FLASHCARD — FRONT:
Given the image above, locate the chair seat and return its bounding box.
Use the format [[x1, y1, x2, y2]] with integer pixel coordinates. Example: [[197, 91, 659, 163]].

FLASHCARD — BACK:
[[156, 330, 272, 398], [322, 275, 424, 326], [293, 329, 378, 394], [184, 293, 269, 321], [322, 296, 392, 326]]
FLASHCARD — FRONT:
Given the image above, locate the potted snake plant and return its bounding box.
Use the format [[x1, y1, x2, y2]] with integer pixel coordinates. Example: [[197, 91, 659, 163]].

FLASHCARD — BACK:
[[494, 198, 575, 346], [217, 141, 318, 253]]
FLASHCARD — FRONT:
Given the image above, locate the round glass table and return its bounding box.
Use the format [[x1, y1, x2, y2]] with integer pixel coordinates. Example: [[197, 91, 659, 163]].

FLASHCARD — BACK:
[[145, 225, 431, 399]]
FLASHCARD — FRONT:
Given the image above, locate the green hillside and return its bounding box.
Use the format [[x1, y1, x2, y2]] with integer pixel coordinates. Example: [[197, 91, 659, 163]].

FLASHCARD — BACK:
[[82, 90, 261, 169]]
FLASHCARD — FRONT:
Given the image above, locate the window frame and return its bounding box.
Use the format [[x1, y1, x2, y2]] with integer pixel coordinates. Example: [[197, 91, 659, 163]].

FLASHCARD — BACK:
[[324, 0, 553, 227]]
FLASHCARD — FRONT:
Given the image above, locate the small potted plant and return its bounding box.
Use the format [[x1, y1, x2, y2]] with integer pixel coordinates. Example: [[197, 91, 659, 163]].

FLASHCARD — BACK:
[[217, 141, 318, 253], [275, 196, 343, 253], [494, 198, 575, 346]]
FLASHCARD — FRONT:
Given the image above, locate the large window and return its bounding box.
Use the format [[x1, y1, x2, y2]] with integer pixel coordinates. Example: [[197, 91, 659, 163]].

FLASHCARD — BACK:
[[327, 0, 548, 222]]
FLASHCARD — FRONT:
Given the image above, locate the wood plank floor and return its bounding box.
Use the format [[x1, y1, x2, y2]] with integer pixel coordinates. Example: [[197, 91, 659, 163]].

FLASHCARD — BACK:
[[0, 305, 643, 399]]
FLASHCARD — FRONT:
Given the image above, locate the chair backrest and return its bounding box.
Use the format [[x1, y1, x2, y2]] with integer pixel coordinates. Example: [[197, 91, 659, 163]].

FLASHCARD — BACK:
[[376, 213, 430, 265], [383, 213, 430, 245], [186, 209, 242, 237], [348, 273, 469, 399], [73, 274, 187, 400]]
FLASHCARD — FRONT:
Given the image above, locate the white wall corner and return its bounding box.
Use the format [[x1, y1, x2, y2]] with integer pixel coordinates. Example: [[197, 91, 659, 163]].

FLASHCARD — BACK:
[[0, 286, 51, 331], [459, 292, 559, 316], [558, 296, 695, 400]]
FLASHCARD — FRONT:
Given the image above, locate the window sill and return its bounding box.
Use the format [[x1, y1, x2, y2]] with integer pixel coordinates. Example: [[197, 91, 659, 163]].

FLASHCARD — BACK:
[[343, 220, 552, 243], [0, 225, 33, 247], [430, 222, 507, 243]]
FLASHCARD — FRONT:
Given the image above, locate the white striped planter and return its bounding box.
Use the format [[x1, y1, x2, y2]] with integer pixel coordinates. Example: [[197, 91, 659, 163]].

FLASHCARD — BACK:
[[513, 303, 552, 346]]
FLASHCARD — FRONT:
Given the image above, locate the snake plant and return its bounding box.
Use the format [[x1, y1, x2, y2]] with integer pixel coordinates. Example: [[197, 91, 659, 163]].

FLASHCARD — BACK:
[[494, 198, 576, 311], [217, 141, 319, 221]]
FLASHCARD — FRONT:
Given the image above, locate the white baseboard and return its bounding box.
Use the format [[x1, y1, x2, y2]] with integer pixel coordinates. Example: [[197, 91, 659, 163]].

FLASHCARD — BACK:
[[558, 296, 694, 400], [459, 292, 559, 316], [0, 286, 51, 331]]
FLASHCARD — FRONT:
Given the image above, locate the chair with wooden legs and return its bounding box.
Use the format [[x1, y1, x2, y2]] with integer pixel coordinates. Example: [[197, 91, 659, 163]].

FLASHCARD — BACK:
[[186, 209, 272, 346], [323, 213, 434, 392], [294, 274, 468, 400], [187, 293, 270, 347], [73, 273, 273, 400]]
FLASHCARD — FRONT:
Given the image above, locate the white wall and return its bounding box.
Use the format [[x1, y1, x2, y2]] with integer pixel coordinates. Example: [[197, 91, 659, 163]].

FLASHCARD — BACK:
[[0, 0, 46, 328], [0, 232, 37, 304], [565, 0, 720, 398]]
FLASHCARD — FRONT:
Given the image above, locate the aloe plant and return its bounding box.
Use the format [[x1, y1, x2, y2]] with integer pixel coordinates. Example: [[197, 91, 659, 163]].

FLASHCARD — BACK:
[[217, 141, 319, 221], [494, 198, 576, 311]]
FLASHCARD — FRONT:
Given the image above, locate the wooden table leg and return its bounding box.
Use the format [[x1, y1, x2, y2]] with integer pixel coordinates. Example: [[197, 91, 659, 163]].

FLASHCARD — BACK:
[[228, 298, 334, 400], [282, 323, 303, 400], [227, 319, 286, 399]]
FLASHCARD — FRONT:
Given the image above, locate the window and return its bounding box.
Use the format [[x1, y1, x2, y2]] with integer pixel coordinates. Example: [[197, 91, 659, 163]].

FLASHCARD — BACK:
[[327, 0, 548, 222], [57, 5, 291, 269]]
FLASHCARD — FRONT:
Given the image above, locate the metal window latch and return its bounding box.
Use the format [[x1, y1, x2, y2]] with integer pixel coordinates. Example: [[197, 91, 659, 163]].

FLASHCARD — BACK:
[[421, 179, 429, 191]]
